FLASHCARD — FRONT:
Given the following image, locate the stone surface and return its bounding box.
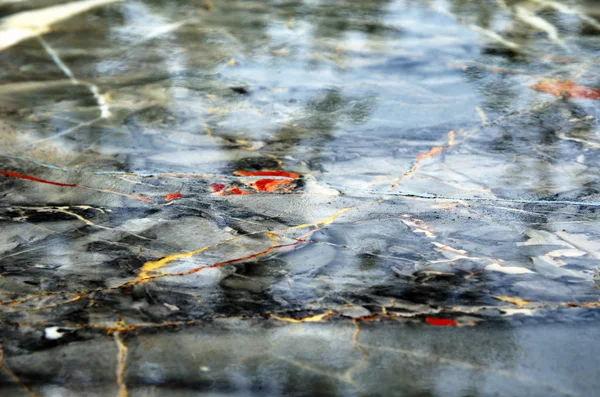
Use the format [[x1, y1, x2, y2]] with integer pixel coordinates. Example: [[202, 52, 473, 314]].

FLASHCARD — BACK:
[[1, 0, 600, 396]]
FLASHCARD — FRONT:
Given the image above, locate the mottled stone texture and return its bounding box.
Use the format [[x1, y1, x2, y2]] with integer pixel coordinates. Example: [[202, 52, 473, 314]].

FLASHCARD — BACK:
[[1, 0, 600, 396]]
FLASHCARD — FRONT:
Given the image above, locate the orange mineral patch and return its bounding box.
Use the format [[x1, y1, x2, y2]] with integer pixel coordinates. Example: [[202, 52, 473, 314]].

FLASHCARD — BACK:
[[252, 178, 294, 193], [529, 79, 600, 99], [234, 170, 300, 193], [165, 192, 182, 201]]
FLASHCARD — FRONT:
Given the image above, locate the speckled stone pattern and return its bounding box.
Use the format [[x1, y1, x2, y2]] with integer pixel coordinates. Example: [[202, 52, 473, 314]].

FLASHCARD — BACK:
[[1, 0, 600, 396]]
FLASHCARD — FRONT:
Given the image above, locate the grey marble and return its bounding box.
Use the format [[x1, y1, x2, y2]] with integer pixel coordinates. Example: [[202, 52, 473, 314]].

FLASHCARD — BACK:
[[1, 0, 600, 396]]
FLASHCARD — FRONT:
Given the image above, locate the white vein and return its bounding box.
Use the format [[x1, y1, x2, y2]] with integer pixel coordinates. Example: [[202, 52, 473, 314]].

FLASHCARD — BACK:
[[33, 116, 103, 143], [515, 5, 564, 47], [468, 24, 521, 51], [0, 0, 124, 51], [38, 37, 111, 119], [533, 0, 600, 31]]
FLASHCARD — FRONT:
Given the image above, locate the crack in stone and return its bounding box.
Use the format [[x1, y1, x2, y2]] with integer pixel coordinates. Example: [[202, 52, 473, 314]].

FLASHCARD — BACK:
[[0, 296, 84, 314], [113, 330, 129, 397], [270, 354, 366, 396], [1, 297, 599, 338], [11, 206, 150, 240], [0, 346, 38, 397]]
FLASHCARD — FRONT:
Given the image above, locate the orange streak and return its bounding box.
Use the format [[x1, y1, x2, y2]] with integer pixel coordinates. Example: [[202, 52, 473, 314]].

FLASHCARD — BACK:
[[401, 131, 456, 180], [129, 194, 151, 202], [415, 146, 444, 162]]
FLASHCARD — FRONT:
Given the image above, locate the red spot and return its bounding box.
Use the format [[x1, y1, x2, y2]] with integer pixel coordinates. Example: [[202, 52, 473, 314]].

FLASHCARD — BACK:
[[529, 79, 600, 99], [210, 183, 226, 192], [425, 317, 457, 327], [0, 171, 77, 187], [233, 170, 300, 179], [165, 192, 182, 201]]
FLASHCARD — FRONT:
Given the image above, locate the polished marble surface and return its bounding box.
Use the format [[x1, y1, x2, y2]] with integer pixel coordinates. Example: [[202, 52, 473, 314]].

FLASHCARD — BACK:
[[1, 0, 600, 396]]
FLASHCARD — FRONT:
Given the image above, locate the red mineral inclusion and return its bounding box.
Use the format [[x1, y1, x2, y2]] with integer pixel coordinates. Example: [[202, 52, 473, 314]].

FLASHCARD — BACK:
[[425, 317, 457, 327], [210, 183, 226, 192], [211, 171, 300, 195]]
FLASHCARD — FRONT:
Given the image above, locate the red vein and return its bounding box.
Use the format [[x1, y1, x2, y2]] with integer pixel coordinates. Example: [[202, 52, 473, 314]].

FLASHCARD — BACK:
[[0, 171, 151, 202], [0, 171, 77, 187]]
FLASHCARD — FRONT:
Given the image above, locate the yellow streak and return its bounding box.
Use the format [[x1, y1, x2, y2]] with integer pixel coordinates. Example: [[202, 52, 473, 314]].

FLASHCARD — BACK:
[[289, 207, 352, 230], [202, 121, 213, 136], [134, 233, 250, 281], [113, 332, 128, 397], [494, 296, 531, 308], [137, 246, 211, 280], [447, 130, 455, 146], [265, 232, 280, 243], [2, 296, 83, 313], [270, 311, 333, 323]]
